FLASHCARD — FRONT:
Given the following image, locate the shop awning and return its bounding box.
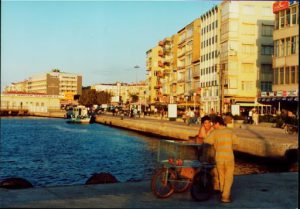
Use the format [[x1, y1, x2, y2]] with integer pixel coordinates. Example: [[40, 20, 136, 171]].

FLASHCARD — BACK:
[[235, 103, 271, 107]]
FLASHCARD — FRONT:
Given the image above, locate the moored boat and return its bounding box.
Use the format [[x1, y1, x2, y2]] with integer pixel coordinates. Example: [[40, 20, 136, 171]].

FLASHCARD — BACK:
[[66, 105, 91, 124]]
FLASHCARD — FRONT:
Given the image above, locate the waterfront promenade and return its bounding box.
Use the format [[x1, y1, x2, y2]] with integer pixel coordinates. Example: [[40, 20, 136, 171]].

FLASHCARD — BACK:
[[95, 114, 298, 161], [0, 172, 297, 208]]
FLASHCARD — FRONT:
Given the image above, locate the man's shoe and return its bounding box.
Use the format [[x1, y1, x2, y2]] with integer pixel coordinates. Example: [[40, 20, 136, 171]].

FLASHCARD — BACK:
[[221, 197, 232, 203]]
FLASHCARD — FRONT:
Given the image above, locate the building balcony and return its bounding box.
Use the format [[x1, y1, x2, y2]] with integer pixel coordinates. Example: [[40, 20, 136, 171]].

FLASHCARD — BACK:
[[272, 54, 298, 68], [178, 51, 186, 58], [163, 46, 171, 53], [192, 68, 200, 78], [177, 66, 185, 71], [154, 82, 162, 89], [156, 71, 164, 78], [164, 60, 171, 66], [158, 50, 164, 57], [177, 78, 185, 83], [158, 61, 165, 68]]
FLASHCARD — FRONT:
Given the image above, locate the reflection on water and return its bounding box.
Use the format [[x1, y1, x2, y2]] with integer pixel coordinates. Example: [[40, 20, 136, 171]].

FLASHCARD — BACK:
[[0, 117, 291, 187]]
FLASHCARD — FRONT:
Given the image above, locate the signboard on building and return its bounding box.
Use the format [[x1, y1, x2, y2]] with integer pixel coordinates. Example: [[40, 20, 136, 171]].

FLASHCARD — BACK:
[[273, 1, 289, 13], [231, 104, 240, 116], [111, 96, 120, 103], [168, 104, 177, 120]]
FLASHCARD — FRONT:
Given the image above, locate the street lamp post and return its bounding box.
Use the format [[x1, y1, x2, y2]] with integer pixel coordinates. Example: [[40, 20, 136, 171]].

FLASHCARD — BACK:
[[185, 95, 188, 111], [134, 65, 140, 84], [220, 64, 225, 115], [134, 65, 140, 112]]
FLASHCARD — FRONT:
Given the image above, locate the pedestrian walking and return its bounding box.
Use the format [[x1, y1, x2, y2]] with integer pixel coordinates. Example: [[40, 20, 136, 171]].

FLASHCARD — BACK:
[[248, 109, 253, 124], [252, 109, 259, 125], [204, 116, 239, 203]]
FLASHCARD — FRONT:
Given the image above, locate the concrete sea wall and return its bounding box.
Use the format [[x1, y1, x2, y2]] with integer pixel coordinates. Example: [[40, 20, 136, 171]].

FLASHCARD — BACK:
[[95, 115, 298, 160]]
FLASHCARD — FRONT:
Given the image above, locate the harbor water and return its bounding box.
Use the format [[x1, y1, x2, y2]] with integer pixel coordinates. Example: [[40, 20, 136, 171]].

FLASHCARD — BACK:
[[0, 117, 291, 187]]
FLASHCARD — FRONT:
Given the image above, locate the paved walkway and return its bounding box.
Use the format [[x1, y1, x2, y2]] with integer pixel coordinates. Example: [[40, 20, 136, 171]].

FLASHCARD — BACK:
[[0, 172, 297, 208]]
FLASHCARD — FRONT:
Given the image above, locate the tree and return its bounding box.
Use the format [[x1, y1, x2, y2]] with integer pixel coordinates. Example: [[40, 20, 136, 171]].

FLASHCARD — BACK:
[[130, 93, 139, 103], [79, 89, 111, 107]]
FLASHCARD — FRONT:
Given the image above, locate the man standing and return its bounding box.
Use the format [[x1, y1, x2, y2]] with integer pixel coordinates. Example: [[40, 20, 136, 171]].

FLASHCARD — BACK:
[[204, 116, 239, 203]]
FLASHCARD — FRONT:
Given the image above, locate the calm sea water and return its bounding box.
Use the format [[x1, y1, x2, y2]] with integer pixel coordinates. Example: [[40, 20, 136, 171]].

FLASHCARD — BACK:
[[0, 117, 290, 187]]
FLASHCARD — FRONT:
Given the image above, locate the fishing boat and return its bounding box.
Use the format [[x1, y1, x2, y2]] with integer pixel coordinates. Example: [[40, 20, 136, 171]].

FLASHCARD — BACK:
[[66, 105, 91, 124]]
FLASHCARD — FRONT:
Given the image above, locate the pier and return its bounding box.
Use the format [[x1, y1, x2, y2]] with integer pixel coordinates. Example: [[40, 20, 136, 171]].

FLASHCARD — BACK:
[[95, 114, 298, 161], [0, 172, 297, 208]]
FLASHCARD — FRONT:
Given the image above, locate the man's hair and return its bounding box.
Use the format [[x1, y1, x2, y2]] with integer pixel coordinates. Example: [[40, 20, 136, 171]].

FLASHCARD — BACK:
[[201, 115, 211, 124], [212, 116, 226, 126]]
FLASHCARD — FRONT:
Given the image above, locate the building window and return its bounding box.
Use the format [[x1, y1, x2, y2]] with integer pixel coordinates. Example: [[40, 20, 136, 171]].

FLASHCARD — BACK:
[[286, 37, 291, 55], [261, 45, 273, 55], [242, 23, 255, 35], [274, 68, 278, 84], [275, 13, 279, 29], [279, 39, 285, 56], [291, 7, 297, 25], [243, 5, 255, 15], [242, 63, 254, 73], [262, 6, 273, 16], [280, 67, 284, 84], [262, 24, 273, 36], [242, 44, 254, 54], [241, 81, 253, 91], [274, 40, 279, 57], [260, 81, 272, 92], [285, 67, 290, 84], [261, 64, 273, 81], [291, 36, 297, 54], [280, 11, 285, 28], [291, 66, 296, 83], [286, 9, 290, 26]]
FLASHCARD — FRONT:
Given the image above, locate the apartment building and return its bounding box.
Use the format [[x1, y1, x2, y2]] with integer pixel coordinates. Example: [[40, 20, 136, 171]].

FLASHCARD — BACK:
[[146, 46, 162, 104], [4, 80, 28, 92], [258, 1, 299, 113], [200, 5, 221, 114], [219, 1, 275, 113], [159, 35, 178, 104], [1, 92, 62, 113], [92, 82, 147, 105], [5, 69, 82, 102], [176, 27, 187, 103], [183, 19, 201, 106]]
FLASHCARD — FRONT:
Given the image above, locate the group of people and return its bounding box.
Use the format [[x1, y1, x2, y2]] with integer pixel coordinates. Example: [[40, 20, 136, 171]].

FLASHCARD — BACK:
[[194, 115, 239, 203]]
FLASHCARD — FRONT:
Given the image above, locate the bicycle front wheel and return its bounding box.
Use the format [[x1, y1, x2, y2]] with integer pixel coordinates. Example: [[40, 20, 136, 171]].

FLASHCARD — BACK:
[[190, 171, 213, 201], [151, 168, 175, 198]]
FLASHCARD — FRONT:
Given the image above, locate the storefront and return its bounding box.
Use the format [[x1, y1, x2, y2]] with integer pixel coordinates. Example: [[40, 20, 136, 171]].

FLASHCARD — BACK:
[[257, 90, 299, 116]]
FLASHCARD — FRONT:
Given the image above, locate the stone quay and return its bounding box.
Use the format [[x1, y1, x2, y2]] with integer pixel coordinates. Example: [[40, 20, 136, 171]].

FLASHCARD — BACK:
[[95, 114, 298, 162]]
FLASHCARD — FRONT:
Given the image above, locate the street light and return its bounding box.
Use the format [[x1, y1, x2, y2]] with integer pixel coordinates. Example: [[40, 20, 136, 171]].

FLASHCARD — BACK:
[[134, 65, 140, 112], [134, 65, 140, 84]]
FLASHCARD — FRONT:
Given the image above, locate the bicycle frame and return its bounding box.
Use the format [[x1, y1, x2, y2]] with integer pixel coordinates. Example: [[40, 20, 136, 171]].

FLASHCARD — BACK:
[[151, 140, 215, 199]]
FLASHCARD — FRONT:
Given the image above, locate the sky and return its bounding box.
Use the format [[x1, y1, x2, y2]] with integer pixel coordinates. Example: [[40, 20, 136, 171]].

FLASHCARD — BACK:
[[1, 0, 220, 91]]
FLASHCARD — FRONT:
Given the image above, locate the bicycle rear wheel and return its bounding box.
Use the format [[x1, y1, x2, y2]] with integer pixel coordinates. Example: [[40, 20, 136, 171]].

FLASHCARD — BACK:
[[190, 171, 213, 201], [151, 168, 175, 198]]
